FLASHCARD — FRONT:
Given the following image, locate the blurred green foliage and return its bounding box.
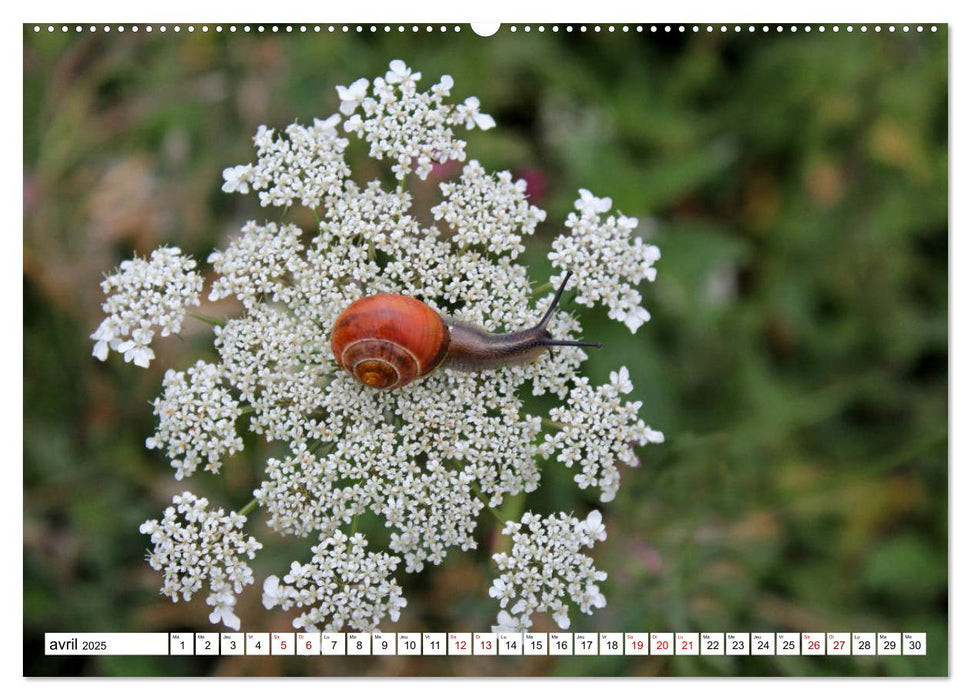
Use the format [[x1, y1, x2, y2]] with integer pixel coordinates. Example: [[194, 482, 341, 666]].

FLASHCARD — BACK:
[[23, 25, 947, 676]]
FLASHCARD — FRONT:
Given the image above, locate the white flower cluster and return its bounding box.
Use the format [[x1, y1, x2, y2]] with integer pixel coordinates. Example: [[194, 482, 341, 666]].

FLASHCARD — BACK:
[[222, 117, 351, 209], [113, 60, 665, 632], [490, 511, 608, 632], [549, 189, 662, 332], [341, 59, 495, 180], [90, 246, 202, 367], [145, 361, 244, 480], [432, 160, 546, 258], [214, 304, 328, 444], [541, 367, 664, 502], [207, 221, 305, 309], [261, 530, 406, 632], [139, 492, 262, 631]]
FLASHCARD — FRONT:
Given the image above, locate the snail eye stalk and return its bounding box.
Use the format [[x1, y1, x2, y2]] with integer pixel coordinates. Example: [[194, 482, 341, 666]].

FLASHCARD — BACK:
[[535, 270, 602, 349]]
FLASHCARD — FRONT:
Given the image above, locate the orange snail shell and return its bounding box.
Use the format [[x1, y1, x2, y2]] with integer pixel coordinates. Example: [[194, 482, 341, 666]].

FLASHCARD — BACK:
[[330, 294, 450, 390]]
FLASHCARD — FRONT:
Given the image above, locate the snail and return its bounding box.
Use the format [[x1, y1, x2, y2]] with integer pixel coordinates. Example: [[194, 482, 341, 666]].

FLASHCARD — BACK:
[[330, 271, 600, 390]]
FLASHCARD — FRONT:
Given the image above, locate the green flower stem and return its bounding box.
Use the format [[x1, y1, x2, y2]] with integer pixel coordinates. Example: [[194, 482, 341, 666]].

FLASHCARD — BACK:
[[542, 417, 566, 431], [188, 310, 223, 326], [238, 498, 259, 517], [532, 281, 554, 297]]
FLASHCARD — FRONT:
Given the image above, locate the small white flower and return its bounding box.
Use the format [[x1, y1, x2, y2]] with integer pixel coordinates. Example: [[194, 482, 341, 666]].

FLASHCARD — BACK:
[[221, 164, 252, 194], [609, 366, 633, 394], [455, 96, 496, 130], [574, 188, 612, 215], [336, 78, 369, 115], [208, 606, 240, 631], [385, 59, 421, 85], [262, 575, 283, 609], [584, 510, 607, 542]]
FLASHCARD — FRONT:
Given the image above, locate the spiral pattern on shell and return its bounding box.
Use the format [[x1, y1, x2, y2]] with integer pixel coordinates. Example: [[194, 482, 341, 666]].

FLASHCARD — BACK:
[[330, 294, 451, 390]]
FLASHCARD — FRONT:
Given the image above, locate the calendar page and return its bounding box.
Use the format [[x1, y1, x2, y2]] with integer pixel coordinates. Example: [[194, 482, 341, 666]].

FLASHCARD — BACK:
[[22, 10, 949, 681]]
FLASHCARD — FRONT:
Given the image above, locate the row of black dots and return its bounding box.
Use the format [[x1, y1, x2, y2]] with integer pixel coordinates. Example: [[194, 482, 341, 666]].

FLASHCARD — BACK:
[[32, 24, 940, 34]]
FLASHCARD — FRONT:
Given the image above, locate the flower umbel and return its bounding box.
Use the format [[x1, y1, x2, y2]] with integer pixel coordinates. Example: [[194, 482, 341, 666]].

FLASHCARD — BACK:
[[104, 61, 664, 631], [139, 492, 262, 631], [490, 511, 609, 632], [91, 246, 202, 367]]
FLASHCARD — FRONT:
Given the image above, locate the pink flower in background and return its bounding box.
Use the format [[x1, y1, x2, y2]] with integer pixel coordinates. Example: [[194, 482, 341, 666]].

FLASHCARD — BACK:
[[514, 166, 549, 204], [430, 159, 462, 181]]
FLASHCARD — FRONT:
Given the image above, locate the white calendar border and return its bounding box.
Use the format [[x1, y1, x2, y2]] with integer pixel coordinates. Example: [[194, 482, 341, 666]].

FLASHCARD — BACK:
[[10, 0, 963, 697]]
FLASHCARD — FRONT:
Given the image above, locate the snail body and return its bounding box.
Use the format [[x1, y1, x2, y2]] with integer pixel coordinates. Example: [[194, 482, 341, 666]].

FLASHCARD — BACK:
[[330, 271, 598, 390]]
